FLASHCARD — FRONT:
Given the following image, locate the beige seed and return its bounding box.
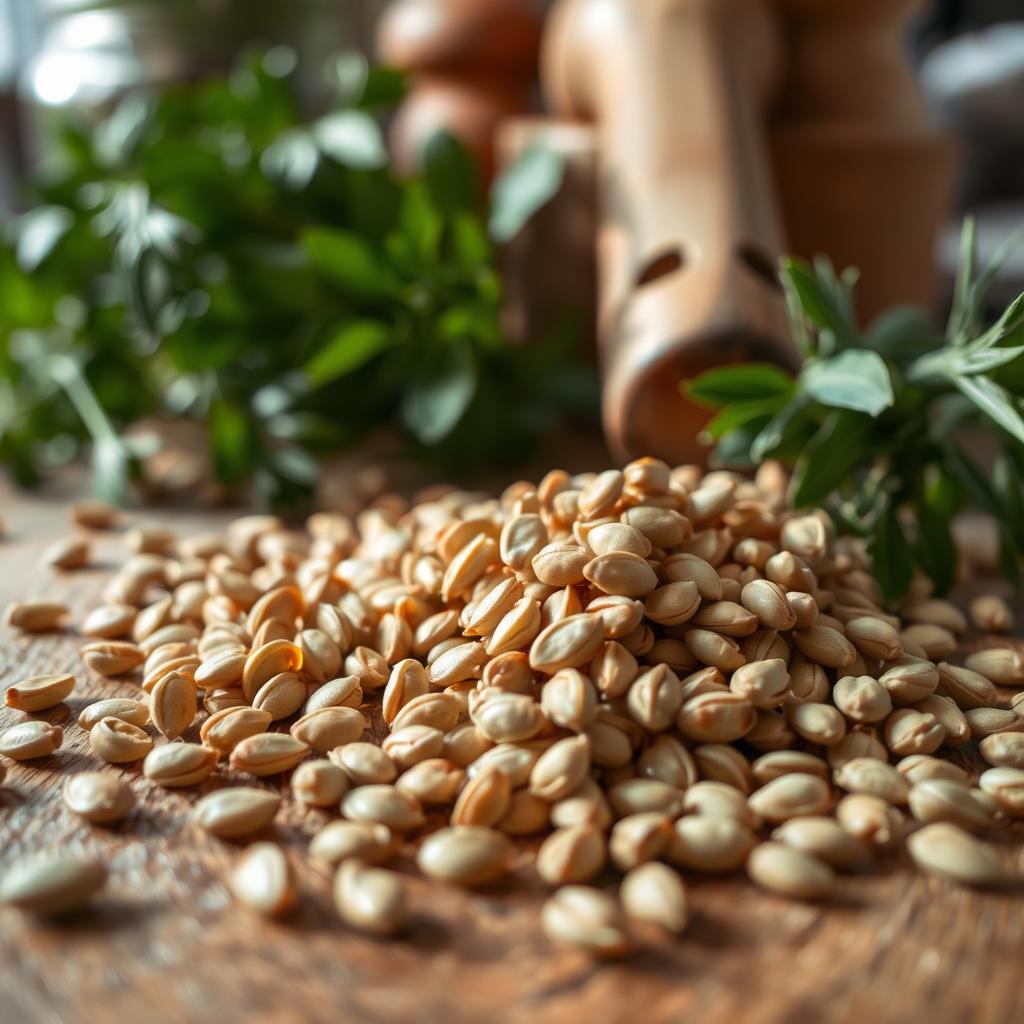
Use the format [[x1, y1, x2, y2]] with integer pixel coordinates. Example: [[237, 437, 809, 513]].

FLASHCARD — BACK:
[[907, 823, 1003, 888], [584, 551, 659, 598], [5, 600, 69, 633], [878, 657, 939, 704], [471, 691, 545, 743], [194, 650, 247, 689], [290, 706, 367, 753], [883, 708, 945, 756], [964, 648, 1024, 687], [382, 724, 445, 769], [551, 779, 613, 831], [747, 841, 834, 900], [143, 742, 217, 787], [230, 842, 295, 917], [748, 773, 832, 823], [908, 778, 992, 832], [396, 758, 466, 804], [729, 658, 789, 709], [0, 853, 106, 915], [496, 789, 550, 835], [740, 579, 797, 631], [529, 734, 591, 801], [792, 626, 856, 670], [537, 824, 607, 884], [771, 817, 869, 868], [72, 498, 119, 529], [199, 706, 272, 755], [81, 639, 145, 677], [78, 698, 149, 733], [541, 668, 597, 732], [541, 886, 630, 957], [677, 691, 755, 743], [332, 742, 398, 786], [693, 743, 753, 793], [251, 671, 307, 722], [81, 604, 137, 639], [835, 794, 903, 847], [416, 825, 514, 886], [529, 613, 604, 674], [90, 717, 151, 763], [936, 662, 998, 710], [751, 750, 829, 786], [833, 758, 909, 804], [334, 860, 408, 936], [896, 754, 970, 786], [608, 812, 672, 871], [832, 675, 892, 723], [149, 671, 197, 740], [627, 664, 684, 732], [620, 862, 687, 934], [229, 733, 309, 776], [192, 787, 281, 838], [637, 733, 698, 789], [979, 732, 1024, 769], [43, 536, 91, 570], [310, 820, 394, 866], [470, 743, 542, 787], [683, 628, 746, 671], [844, 616, 902, 661], [965, 707, 1024, 740], [613, 778, 688, 819], [968, 596, 1013, 634], [63, 772, 135, 824], [668, 816, 755, 872], [902, 623, 956, 659], [5, 673, 75, 713], [978, 767, 1024, 817], [292, 759, 351, 806], [340, 785, 424, 832], [451, 766, 512, 827]]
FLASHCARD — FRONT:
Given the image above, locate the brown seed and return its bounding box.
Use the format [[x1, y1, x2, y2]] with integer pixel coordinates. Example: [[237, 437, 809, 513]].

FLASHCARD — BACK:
[[306, 675, 364, 715], [291, 759, 351, 806], [63, 772, 135, 824], [192, 787, 281, 838], [397, 758, 466, 805], [334, 860, 408, 936], [529, 613, 605, 674], [729, 659, 789, 709], [968, 596, 1014, 634], [230, 842, 296, 917], [200, 706, 272, 755], [832, 675, 892, 723], [677, 691, 755, 743], [747, 841, 834, 900], [44, 536, 91, 570], [149, 671, 197, 740], [583, 551, 659, 598], [978, 767, 1024, 817], [251, 671, 307, 722], [835, 794, 903, 847], [609, 812, 672, 871], [682, 628, 745, 671], [792, 626, 856, 670], [5, 673, 75, 712], [907, 823, 1003, 888], [143, 742, 217, 787], [81, 604, 137, 639], [541, 886, 630, 957], [5, 600, 69, 633], [541, 668, 598, 732], [229, 733, 309, 776], [72, 499, 119, 529], [883, 708, 945, 756], [936, 662, 998, 710], [496, 789, 551, 835], [0, 853, 106, 915], [451, 767, 512, 827], [416, 825, 513, 886]]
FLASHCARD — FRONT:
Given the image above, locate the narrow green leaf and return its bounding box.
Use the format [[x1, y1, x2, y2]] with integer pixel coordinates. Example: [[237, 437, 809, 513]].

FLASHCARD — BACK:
[[791, 410, 870, 507], [780, 258, 854, 345], [941, 442, 1001, 516], [749, 393, 813, 462], [313, 111, 387, 169], [685, 363, 795, 407], [946, 215, 977, 344], [801, 349, 894, 416], [864, 305, 936, 363], [301, 227, 403, 299], [209, 400, 255, 486], [489, 145, 566, 243], [422, 131, 479, 212], [402, 342, 477, 445], [914, 500, 956, 596], [954, 374, 1024, 446], [12, 206, 74, 272], [305, 321, 393, 385], [869, 496, 914, 602], [702, 397, 785, 440], [993, 450, 1024, 547]]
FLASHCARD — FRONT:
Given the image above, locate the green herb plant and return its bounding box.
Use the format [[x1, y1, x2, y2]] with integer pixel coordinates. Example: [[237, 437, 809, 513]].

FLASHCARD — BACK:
[[685, 219, 1024, 601], [0, 51, 590, 506]]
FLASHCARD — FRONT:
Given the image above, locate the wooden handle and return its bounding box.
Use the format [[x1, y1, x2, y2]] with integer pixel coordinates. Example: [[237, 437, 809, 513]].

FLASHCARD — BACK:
[[542, 0, 797, 464]]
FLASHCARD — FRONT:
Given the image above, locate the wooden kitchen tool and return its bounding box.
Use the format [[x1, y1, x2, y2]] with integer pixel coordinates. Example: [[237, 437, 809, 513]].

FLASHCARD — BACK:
[[376, 0, 544, 180], [541, 0, 798, 463]]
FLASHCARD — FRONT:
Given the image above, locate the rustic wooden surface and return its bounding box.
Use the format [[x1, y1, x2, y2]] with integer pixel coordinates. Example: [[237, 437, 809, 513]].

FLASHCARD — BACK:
[[1, 477, 1023, 1024]]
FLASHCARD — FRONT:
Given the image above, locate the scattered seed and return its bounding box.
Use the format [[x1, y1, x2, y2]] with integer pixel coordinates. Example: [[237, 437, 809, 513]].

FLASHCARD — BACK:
[[63, 772, 134, 824], [541, 886, 630, 957], [0, 853, 106, 915], [5, 673, 75, 712], [230, 842, 296, 917], [907, 823, 1004, 888], [334, 860, 408, 936]]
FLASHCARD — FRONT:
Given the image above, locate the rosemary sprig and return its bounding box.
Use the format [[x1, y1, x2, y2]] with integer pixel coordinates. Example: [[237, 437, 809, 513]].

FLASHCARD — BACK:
[[684, 218, 1024, 601]]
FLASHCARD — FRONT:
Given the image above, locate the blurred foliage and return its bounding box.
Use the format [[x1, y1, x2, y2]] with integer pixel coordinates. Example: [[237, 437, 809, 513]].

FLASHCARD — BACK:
[[0, 51, 593, 506]]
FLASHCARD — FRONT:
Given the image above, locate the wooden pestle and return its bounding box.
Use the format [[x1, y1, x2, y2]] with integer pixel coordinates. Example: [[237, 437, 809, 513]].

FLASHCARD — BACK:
[[542, 0, 799, 464]]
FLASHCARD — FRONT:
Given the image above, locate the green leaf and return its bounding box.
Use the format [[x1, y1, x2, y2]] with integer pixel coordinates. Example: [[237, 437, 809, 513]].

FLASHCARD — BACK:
[[780, 258, 855, 347], [801, 349, 894, 416], [941, 442, 1001, 516], [685, 363, 795, 407], [313, 111, 387, 169], [12, 206, 74, 272], [209, 400, 256, 486], [864, 305, 936, 363], [953, 374, 1024, 446], [869, 495, 914, 602], [993, 450, 1024, 547], [422, 131, 479, 212], [749, 394, 814, 462], [402, 342, 477, 445], [301, 227, 403, 299], [397, 183, 442, 266], [703, 398, 785, 440], [791, 410, 870, 507], [708, 421, 765, 469], [946, 215, 977, 344], [489, 145, 566, 243], [914, 500, 956, 596], [305, 321, 393, 385]]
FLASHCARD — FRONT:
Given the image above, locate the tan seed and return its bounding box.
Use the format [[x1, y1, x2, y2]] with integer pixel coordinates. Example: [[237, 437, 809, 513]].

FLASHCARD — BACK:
[[332, 742, 398, 786], [747, 841, 834, 900], [200, 706, 272, 755], [907, 823, 1003, 888], [668, 816, 755, 872], [229, 733, 309, 776], [979, 732, 1024, 769], [529, 735, 591, 801], [835, 794, 903, 847], [149, 671, 197, 741], [620, 862, 687, 934], [969, 596, 1014, 634], [833, 758, 909, 804], [71, 499, 119, 529], [748, 773, 832, 823], [290, 706, 367, 753], [143, 742, 217, 787], [340, 785, 425, 831], [292, 759, 351, 806], [541, 886, 630, 957], [63, 772, 134, 824], [771, 816, 869, 868], [5, 673, 75, 712], [396, 758, 466, 804], [43, 536, 91, 570], [90, 717, 151, 763], [978, 767, 1024, 817], [609, 812, 672, 871], [334, 860, 408, 935], [230, 842, 295, 917], [964, 648, 1024, 687], [537, 824, 607, 885], [192, 787, 281, 838], [5, 600, 69, 633], [451, 766, 512, 827], [81, 639, 145, 676], [310, 820, 394, 866], [0, 853, 106, 915], [416, 825, 514, 886]]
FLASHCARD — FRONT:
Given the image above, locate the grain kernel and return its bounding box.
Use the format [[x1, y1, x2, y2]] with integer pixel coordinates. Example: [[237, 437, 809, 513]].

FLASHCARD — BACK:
[[5, 673, 75, 712]]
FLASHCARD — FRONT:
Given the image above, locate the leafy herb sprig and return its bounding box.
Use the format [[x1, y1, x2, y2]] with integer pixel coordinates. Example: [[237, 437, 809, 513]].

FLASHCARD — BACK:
[[0, 51, 588, 506], [685, 218, 1024, 601]]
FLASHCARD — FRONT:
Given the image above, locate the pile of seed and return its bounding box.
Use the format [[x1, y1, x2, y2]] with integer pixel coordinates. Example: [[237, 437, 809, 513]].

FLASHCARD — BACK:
[[3, 462, 1024, 952]]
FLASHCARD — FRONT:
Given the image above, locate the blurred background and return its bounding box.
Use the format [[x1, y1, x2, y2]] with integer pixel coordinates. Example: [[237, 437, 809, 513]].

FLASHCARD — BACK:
[[0, 0, 1022, 508]]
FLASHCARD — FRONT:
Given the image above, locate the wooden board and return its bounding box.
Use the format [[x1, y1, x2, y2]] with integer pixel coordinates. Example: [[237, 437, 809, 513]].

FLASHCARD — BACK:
[[1, 477, 1023, 1024]]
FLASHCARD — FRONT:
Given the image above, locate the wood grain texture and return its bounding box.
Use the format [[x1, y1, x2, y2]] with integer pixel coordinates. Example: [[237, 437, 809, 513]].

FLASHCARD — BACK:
[[1, 478, 1023, 1024]]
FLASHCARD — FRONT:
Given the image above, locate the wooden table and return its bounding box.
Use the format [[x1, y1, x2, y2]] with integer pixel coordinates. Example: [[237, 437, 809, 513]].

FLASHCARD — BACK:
[[1, 478, 1023, 1024]]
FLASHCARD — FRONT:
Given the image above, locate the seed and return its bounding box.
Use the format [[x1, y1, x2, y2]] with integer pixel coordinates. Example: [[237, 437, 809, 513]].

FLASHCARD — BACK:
[[826, 729, 888, 770], [771, 817, 869, 868], [965, 707, 1024, 740], [330, 742, 397, 787], [200, 706, 272, 755], [334, 860, 408, 936], [915, 694, 970, 745], [451, 766, 512, 827], [747, 842, 834, 900], [541, 668, 598, 732], [81, 604, 137, 639], [529, 735, 591, 801], [471, 691, 545, 743], [833, 758, 909, 804], [43, 536, 90, 570], [0, 853, 106, 915], [979, 732, 1024, 769], [609, 812, 672, 871], [969, 596, 1013, 634], [292, 759, 351, 806], [77, 700, 148, 735], [626, 664, 684, 732], [382, 725, 445, 769], [693, 743, 753, 792], [192, 787, 281, 838], [835, 794, 903, 847], [637, 733, 698, 789], [677, 691, 755, 743], [90, 717, 151, 763], [396, 758, 466, 804], [583, 551, 658, 599], [529, 613, 605, 674], [143, 742, 217, 787], [537, 824, 607, 884], [751, 750, 829, 785], [908, 778, 992, 832], [229, 733, 309, 776], [832, 675, 892, 723], [4, 673, 75, 712], [748, 774, 832, 823], [729, 658, 789, 709], [306, 675, 364, 716], [643, 582, 701, 627], [497, 789, 550, 835], [81, 640, 145, 676], [310, 820, 394, 866], [896, 754, 970, 786], [470, 743, 542, 787], [906, 823, 1003, 888], [532, 543, 589, 588], [978, 767, 1024, 817], [903, 623, 956, 659], [883, 708, 945, 756], [230, 842, 295, 917], [341, 785, 424, 832], [541, 886, 630, 957], [72, 499, 119, 529], [289, 706, 367, 753], [878, 657, 939, 704], [843, 616, 902, 661], [792, 626, 856, 669], [63, 772, 135, 824], [683, 628, 745, 671], [551, 779, 613, 831], [5, 600, 69, 633], [251, 672, 307, 722], [611, 778, 687, 819], [500, 514, 548, 572], [619, 862, 687, 935], [149, 671, 197, 740], [936, 662, 998, 710], [668, 816, 755, 872], [587, 523, 651, 559], [194, 650, 247, 689], [416, 825, 513, 885], [963, 648, 1024, 687]]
